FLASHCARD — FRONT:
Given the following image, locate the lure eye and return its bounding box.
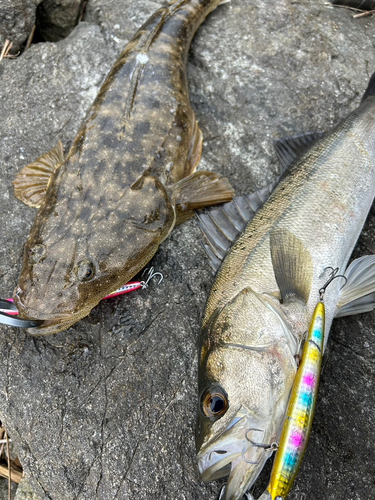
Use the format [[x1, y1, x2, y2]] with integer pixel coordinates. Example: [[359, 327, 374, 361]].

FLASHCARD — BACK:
[[201, 386, 228, 419], [27, 244, 46, 264], [75, 260, 95, 282]]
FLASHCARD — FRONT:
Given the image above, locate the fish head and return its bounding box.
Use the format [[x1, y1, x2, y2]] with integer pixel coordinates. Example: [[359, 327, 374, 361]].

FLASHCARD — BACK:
[[196, 287, 298, 500], [14, 174, 175, 334]]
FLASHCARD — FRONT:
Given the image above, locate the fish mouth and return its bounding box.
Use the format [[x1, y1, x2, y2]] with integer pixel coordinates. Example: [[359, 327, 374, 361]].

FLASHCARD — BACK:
[[25, 315, 84, 335], [13, 290, 94, 335], [15, 305, 91, 335], [197, 408, 274, 500]]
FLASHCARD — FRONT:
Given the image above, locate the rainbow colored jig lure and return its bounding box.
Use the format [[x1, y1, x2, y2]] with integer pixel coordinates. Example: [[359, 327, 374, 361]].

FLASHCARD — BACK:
[[252, 268, 347, 500], [265, 300, 325, 499]]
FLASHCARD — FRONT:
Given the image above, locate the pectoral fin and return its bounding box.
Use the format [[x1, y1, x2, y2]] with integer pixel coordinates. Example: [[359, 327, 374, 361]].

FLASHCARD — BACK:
[[172, 171, 234, 225], [270, 229, 313, 303], [336, 255, 375, 317], [13, 141, 65, 207]]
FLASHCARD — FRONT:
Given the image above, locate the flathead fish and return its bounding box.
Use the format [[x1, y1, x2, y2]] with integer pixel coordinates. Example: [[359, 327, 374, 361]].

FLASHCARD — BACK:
[[196, 72, 375, 499], [12, 0, 233, 335]]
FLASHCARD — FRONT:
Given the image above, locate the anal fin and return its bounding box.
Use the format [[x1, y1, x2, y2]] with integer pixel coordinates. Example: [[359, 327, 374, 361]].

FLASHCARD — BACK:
[[13, 141, 65, 207]]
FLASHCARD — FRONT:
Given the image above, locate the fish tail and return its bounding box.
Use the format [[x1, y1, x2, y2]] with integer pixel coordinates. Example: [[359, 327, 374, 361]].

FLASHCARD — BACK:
[[155, 0, 230, 58]]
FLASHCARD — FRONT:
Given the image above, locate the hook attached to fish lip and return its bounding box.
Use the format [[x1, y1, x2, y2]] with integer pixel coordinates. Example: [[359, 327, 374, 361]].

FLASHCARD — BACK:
[[245, 428, 279, 452]]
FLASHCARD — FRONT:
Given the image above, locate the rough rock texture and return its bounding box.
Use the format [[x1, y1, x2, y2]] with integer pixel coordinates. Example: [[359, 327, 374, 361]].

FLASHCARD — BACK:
[[0, 0, 43, 53], [36, 0, 85, 42], [0, 1, 374, 499], [14, 478, 41, 500], [0, 479, 17, 500]]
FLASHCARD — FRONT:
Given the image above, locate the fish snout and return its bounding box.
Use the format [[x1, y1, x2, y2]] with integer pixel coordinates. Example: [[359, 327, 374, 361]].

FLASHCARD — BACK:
[[221, 439, 273, 500], [197, 414, 275, 500], [13, 283, 80, 322], [13, 287, 43, 320], [13, 290, 85, 335]]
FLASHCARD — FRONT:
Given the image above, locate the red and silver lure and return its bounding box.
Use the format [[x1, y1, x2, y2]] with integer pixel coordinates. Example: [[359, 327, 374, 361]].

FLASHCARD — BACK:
[[0, 267, 162, 328]]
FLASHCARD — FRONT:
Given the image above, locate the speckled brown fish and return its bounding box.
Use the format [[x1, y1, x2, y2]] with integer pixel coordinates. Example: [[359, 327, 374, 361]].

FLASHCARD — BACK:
[[13, 0, 233, 335]]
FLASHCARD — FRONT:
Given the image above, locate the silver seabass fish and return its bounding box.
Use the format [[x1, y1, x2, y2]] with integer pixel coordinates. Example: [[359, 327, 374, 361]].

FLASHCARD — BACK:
[[12, 0, 233, 335], [196, 72, 375, 499]]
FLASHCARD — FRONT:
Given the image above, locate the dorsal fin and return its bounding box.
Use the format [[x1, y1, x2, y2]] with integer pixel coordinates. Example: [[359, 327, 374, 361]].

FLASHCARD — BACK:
[[197, 131, 325, 274], [196, 183, 277, 273], [270, 229, 313, 303], [274, 132, 325, 171]]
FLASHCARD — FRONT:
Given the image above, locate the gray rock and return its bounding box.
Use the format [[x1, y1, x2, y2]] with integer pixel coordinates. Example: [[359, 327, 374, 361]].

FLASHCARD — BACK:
[[36, 0, 85, 42], [14, 478, 41, 500], [0, 1, 374, 499], [0, 479, 17, 500], [0, 0, 42, 54]]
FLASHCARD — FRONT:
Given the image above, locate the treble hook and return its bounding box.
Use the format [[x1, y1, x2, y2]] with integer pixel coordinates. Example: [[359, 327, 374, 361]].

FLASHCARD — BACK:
[[319, 267, 347, 301], [140, 267, 163, 289]]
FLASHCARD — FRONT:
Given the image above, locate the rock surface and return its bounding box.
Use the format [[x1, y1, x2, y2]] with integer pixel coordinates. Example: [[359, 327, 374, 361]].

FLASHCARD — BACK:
[[0, 1, 374, 499], [36, 0, 85, 42], [14, 478, 40, 500], [0, 0, 42, 53]]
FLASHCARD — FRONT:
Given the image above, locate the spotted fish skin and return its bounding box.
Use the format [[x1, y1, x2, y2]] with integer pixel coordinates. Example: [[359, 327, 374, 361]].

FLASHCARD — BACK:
[[13, 0, 233, 335]]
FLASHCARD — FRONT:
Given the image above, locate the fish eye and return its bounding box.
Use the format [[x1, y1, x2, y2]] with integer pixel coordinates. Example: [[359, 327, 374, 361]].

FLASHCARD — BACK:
[[27, 244, 46, 264], [201, 386, 228, 419], [75, 260, 96, 282]]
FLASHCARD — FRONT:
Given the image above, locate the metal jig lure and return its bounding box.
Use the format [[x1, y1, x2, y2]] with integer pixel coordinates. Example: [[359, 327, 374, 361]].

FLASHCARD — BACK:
[[255, 267, 346, 500], [0, 267, 163, 328]]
